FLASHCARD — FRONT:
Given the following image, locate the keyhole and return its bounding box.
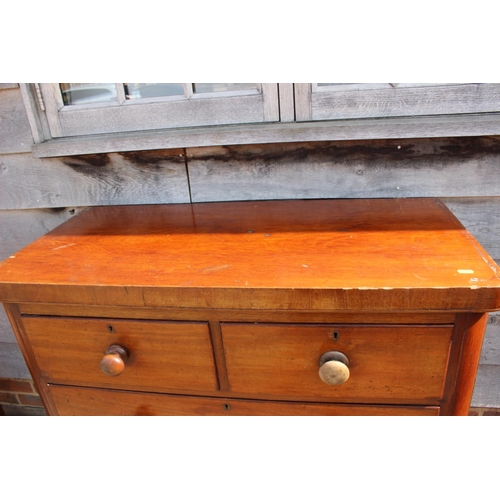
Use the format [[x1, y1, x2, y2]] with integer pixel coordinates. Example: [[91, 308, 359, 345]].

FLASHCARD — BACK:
[[107, 325, 114, 333], [333, 331, 339, 341], [224, 404, 230, 411]]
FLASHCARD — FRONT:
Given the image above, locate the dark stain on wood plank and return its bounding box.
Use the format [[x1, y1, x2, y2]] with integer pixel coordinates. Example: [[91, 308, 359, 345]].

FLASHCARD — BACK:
[[438, 137, 500, 158], [63, 153, 111, 168], [59, 137, 500, 180], [188, 136, 500, 165], [119, 150, 185, 165], [62, 154, 113, 181], [61, 150, 185, 183]]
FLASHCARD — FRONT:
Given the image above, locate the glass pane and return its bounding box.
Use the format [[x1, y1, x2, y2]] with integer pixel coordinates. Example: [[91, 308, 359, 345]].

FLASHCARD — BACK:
[[60, 83, 116, 105], [125, 83, 184, 99], [193, 83, 258, 93]]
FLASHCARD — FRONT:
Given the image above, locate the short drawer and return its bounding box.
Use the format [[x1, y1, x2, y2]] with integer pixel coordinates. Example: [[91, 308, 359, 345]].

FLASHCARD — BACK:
[[221, 323, 453, 403], [22, 316, 218, 392], [48, 385, 440, 416]]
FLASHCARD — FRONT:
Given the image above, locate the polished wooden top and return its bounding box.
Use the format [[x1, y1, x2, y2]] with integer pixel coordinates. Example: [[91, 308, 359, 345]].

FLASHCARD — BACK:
[[1, 198, 499, 311]]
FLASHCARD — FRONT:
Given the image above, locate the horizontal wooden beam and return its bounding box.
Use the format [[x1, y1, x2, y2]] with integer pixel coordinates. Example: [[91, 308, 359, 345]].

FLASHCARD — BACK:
[[33, 113, 500, 158], [186, 137, 500, 203], [0, 150, 191, 210]]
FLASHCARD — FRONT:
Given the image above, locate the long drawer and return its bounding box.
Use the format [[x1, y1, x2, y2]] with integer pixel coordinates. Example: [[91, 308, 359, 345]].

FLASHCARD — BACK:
[[48, 385, 440, 416], [221, 323, 453, 403], [22, 316, 218, 392]]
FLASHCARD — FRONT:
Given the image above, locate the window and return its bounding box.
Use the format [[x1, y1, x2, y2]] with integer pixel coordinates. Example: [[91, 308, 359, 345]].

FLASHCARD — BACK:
[[39, 83, 280, 138], [23, 82, 500, 157]]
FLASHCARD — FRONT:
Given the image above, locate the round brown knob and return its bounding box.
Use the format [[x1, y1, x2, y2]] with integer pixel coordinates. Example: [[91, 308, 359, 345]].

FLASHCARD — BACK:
[[100, 345, 129, 376], [318, 351, 350, 385]]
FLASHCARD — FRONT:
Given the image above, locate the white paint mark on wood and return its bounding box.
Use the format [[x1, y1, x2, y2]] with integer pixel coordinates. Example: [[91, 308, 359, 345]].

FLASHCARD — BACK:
[[52, 243, 76, 251]]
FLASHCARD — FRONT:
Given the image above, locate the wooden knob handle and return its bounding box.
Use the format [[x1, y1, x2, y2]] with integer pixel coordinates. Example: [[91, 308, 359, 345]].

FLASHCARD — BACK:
[[318, 351, 350, 385], [100, 345, 129, 377]]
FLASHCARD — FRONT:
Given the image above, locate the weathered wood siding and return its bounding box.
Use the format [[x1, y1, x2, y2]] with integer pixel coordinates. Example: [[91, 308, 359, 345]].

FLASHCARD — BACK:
[[1, 85, 500, 407], [0, 150, 191, 209], [186, 138, 500, 202], [0, 342, 31, 379], [0, 87, 32, 154]]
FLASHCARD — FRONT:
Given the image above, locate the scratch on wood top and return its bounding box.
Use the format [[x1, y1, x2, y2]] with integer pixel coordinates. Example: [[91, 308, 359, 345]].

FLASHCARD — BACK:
[[52, 243, 76, 251], [200, 264, 231, 273]]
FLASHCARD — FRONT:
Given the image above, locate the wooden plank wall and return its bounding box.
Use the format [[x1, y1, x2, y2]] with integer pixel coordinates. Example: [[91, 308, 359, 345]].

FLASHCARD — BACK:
[[1, 86, 499, 406]]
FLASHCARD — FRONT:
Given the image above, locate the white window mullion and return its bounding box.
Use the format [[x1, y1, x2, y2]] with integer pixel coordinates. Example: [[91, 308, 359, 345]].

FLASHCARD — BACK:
[[115, 84, 126, 104], [183, 84, 193, 99]]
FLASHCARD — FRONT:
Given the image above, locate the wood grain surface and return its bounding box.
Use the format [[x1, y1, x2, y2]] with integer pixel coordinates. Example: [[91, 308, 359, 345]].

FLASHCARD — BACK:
[[21, 316, 218, 392], [221, 323, 453, 402], [1, 199, 499, 311], [448, 313, 489, 415], [31, 114, 500, 158], [0, 88, 33, 154], [186, 138, 500, 203], [0, 150, 190, 210], [41, 84, 275, 137], [16, 303, 457, 324], [48, 385, 440, 416], [309, 84, 500, 121]]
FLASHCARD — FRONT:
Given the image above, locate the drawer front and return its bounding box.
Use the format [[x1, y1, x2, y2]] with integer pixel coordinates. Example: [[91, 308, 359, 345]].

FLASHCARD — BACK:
[[221, 323, 453, 402], [48, 385, 440, 416], [22, 316, 218, 392]]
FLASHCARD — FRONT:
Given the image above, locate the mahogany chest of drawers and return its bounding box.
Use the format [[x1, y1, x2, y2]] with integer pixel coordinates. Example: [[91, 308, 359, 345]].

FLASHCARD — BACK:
[[1, 198, 499, 416]]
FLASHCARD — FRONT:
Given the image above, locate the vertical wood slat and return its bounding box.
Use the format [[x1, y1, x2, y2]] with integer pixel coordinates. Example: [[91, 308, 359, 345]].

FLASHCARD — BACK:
[[18, 84, 47, 144], [0, 86, 35, 153], [262, 83, 280, 122], [39, 83, 63, 138], [294, 83, 312, 121], [278, 83, 295, 122], [440, 313, 468, 415], [449, 313, 489, 415]]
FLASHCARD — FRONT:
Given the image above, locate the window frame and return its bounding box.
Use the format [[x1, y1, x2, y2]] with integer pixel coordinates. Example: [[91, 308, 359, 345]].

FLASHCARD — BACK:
[[294, 83, 500, 121], [39, 83, 280, 138], [20, 82, 500, 158]]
